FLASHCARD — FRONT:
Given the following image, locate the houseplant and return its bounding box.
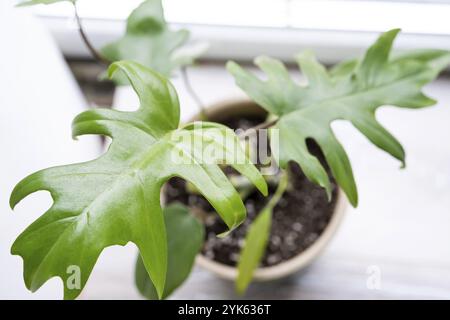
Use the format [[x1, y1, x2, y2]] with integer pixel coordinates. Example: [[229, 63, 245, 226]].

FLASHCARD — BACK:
[[12, 0, 450, 299]]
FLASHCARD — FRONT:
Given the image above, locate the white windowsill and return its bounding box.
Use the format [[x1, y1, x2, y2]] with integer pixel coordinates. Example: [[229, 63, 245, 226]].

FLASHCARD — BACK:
[[26, 0, 450, 64]]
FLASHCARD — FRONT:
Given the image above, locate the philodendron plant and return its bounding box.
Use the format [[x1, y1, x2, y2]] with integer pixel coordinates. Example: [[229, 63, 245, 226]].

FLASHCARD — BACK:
[[13, 0, 450, 300]]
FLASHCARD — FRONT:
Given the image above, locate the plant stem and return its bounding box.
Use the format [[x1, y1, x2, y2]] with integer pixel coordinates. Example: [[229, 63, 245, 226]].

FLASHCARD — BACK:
[[239, 118, 278, 138], [73, 3, 110, 65], [263, 168, 289, 212], [181, 66, 208, 120]]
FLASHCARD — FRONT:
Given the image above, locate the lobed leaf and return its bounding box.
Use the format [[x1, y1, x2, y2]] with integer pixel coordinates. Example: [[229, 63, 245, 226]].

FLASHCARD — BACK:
[[101, 0, 206, 83], [228, 29, 450, 206], [10, 61, 266, 299]]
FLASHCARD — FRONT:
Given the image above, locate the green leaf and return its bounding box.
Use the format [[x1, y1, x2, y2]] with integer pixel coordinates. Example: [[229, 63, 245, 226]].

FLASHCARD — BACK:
[[135, 203, 204, 300], [101, 0, 205, 83], [236, 170, 289, 294], [228, 29, 450, 207], [10, 61, 267, 300], [17, 0, 74, 6]]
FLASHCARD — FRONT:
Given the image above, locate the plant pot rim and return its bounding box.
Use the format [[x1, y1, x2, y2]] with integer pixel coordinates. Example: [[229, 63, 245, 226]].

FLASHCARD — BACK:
[[190, 97, 348, 281]]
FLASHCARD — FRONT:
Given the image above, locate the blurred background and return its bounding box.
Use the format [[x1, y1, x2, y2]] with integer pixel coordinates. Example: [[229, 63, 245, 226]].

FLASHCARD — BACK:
[[1, 0, 450, 299]]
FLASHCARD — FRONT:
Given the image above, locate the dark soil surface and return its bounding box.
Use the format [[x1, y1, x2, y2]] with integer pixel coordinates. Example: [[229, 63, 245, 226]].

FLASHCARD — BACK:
[[165, 114, 338, 267]]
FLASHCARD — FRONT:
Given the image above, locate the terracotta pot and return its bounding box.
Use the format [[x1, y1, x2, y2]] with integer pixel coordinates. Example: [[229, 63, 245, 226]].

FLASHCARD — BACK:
[[190, 98, 348, 281]]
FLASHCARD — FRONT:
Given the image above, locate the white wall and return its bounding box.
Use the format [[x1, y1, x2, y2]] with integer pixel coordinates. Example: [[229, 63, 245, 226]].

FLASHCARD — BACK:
[[0, 1, 101, 299]]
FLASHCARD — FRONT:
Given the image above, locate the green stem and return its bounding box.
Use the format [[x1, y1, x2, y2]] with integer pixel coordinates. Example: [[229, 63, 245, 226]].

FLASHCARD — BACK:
[[263, 168, 289, 212], [239, 118, 278, 138]]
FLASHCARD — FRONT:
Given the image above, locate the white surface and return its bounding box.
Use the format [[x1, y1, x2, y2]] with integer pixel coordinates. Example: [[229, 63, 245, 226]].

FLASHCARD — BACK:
[[28, 0, 450, 63], [0, 1, 101, 299], [35, 0, 450, 34], [3, 0, 450, 301], [112, 64, 243, 119], [82, 64, 450, 299]]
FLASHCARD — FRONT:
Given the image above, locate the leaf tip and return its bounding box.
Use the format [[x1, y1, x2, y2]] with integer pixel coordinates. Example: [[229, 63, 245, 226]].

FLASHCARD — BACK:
[[255, 175, 269, 197], [9, 182, 25, 210], [10, 239, 20, 256], [155, 286, 164, 300], [349, 192, 358, 208], [424, 96, 437, 107], [254, 55, 270, 65], [325, 185, 333, 202], [381, 28, 401, 41], [225, 60, 239, 74], [316, 174, 332, 203], [9, 196, 17, 211], [295, 49, 315, 61], [107, 62, 120, 79], [389, 28, 402, 35], [399, 154, 406, 169], [71, 132, 79, 141], [260, 182, 269, 197], [217, 230, 232, 239], [9, 191, 17, 210]]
